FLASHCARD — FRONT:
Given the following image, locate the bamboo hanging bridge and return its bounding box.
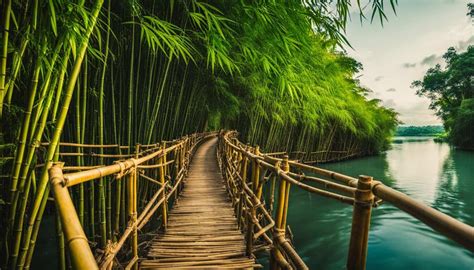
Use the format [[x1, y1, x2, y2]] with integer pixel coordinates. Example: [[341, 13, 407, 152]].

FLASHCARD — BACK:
[[47, 131, 473, 270]]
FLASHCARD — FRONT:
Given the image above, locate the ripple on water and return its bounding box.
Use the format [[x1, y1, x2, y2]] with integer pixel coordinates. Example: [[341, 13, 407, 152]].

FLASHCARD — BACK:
[[287, 139, 474, 269]]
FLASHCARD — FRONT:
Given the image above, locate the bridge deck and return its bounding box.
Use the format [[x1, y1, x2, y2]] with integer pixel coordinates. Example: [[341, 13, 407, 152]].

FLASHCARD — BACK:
[[140, 137, 260, 269]]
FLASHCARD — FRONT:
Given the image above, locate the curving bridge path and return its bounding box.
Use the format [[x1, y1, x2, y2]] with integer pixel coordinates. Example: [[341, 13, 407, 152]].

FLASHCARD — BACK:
[[140, 137, 261, 269]]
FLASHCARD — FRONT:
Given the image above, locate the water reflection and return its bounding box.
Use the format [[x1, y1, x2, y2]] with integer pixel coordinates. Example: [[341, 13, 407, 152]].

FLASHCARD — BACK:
[[288, 138, 474, 269], [434, 149, 474, 225]]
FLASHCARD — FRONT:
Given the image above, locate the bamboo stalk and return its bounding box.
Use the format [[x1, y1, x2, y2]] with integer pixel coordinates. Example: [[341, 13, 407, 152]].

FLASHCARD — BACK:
[[0, 0, 12, 117], [55, 205, 66, 270], [159, 146, 168, 230], [17, 1, 104, 266]]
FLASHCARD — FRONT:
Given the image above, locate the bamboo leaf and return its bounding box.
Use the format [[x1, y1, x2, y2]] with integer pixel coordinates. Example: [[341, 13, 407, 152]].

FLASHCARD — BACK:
[[48, 0, 58, 36]]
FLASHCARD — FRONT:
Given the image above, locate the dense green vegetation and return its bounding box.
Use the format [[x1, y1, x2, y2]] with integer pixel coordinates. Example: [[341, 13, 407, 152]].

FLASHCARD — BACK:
[[0, 0, 398, 268], [396, 125, 444, 137], [413, 47, 474, 149], [411, 3, 473, 149]]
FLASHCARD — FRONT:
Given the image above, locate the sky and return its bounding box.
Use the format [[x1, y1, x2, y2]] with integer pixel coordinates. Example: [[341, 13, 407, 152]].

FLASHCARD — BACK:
[[344, 0, 473, 125]]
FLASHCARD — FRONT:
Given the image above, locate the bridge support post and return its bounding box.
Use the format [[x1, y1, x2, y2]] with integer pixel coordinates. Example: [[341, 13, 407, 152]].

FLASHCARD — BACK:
[[271, 155, 290, 270], [159, 145, 168, 230], [237, 190, 244, 229], [238, 148, 248, 230], [251, 146, 260, 194], [245, 199, 256, 257], [347, 175, 374, 270], [241, 146, 248, 183], [127, 164, 138, 270], [253, 146, 263, 200], [173, 147, 180, 201]]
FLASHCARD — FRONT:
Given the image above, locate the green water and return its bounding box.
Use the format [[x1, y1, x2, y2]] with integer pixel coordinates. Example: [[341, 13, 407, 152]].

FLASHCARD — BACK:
[[287, 137, 474, 269]]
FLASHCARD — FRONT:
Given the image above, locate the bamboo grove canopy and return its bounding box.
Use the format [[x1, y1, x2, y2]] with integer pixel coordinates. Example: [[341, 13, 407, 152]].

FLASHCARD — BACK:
[[0, 0, 398, 268]]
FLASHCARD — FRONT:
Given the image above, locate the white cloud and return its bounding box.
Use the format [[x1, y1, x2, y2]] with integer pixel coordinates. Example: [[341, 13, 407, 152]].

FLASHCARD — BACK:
[[345, 0, 469, 125]]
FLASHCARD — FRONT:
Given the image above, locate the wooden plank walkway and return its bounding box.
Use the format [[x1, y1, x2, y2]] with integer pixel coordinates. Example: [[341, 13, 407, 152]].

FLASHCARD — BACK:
[[140, 137, 261, 269]]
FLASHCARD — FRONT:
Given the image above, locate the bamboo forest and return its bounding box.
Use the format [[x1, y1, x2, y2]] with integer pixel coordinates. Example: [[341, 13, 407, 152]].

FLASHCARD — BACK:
[[0, 0, 473, 269]]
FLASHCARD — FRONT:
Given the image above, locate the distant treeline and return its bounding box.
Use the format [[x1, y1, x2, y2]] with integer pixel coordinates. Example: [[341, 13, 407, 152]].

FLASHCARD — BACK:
[[396, 125, 444, 136]]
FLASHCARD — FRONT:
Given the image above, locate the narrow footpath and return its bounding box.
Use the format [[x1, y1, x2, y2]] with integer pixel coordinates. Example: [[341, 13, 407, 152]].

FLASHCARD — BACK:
[[140, 137, 261, 269]]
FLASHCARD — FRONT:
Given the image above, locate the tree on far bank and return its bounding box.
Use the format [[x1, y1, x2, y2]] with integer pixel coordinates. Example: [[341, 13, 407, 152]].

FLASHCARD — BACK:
[[412, 46, 474, 149]]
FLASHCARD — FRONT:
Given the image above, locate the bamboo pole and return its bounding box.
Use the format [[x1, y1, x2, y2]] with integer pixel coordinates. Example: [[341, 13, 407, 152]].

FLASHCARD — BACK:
[[271, 158, 287, 270], [173, 147, 180, 201], [49, 163, 98, 270], [245, 197, 256, 257], [159, 145, 168, 230], [281, 156, 291, 229], [347, 175, 374, 270], [55, 207, 66, 270], [0, 0, 11, 117], [132, 167, 138, 270], [254, 147, 263, 200]]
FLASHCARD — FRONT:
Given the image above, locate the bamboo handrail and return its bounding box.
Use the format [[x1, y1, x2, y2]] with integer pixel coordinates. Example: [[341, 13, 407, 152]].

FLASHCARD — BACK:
[[219, 130, 474, 270], [138, 159, 174, 169], [218, 133, 308, 269], [41, 142, 130, 149], [63, 144, 180, 186], [288, 172, 356, 195], [49, 163, 98, 270], [48, 130, 473, 270], [373, 184, 474, 251], [58, 152, 134, 158], [49, 132, 211, 269]]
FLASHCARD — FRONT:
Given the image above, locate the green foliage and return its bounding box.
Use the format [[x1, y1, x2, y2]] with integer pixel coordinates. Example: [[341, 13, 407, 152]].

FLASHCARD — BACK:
[[413, 46, 474, 149], [396, 125, 445, 137], [0, 0, 400, 265], [451, 99, 474, 149]]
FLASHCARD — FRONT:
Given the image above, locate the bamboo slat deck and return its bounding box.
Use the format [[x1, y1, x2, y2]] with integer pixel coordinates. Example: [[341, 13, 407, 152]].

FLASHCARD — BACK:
[[140, 137, 261, 269]]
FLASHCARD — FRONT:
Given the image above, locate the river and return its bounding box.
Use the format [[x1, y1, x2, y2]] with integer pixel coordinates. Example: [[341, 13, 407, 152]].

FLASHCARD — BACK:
[[287, 137, 474, 269]]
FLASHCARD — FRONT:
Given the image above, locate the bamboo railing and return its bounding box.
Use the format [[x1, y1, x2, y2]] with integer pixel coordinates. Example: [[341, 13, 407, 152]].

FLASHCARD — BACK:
[[217, 131, 474, 270], [48, 133, 211, 269], [48, 130, 473, 270], [266, 150, 362, 164]]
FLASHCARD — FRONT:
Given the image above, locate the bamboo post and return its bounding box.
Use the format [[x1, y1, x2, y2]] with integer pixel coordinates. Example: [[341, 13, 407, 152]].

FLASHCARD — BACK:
[[163, 142, 167, 176], [49, 163, 98, 270], [237, 151, 242, 174], [132, 166, 138, 270], [281, 157, 291, 229], [127, 163, 138, 270], [179, 144, 185, 193], [237, 190, 244, 229], [245, 197, 256, 257], [269, 174, 276, 213], [253, 146, 263, 200], [181, 142, 185, 178], [271, 155, 290, 269], [241, 147, 248, 183], [347, 175, 374, 270], [275, 155, 289, 229], [159, 146, 167, 230], [173, 147, 179, 200]]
